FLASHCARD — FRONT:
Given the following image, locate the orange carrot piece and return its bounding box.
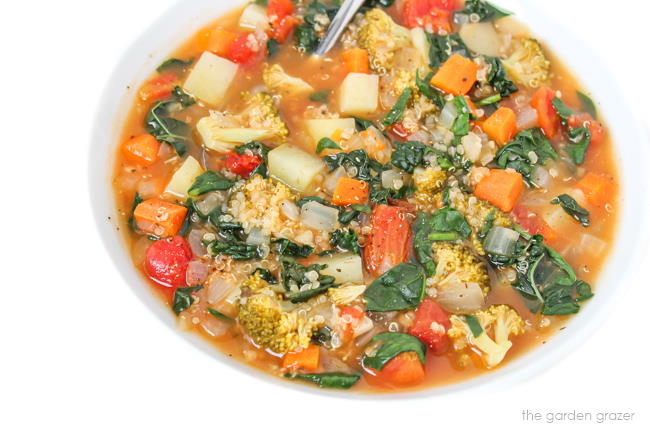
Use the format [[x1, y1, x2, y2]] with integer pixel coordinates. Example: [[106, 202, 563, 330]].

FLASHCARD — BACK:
[[474, 169, 524, 212], [121, 134, 161, 167], [194, 28, 213, 52], [576, 172, 615, 207], [139, 73, 177, 102], [332, 178, 370, 206], [282, 345, 320, 371], [133, 199, 188, 238], [430, 53, 479, 96], [206, 28, 237, 57], [482, 107, 518, 146], [341, 48, 369, 74]]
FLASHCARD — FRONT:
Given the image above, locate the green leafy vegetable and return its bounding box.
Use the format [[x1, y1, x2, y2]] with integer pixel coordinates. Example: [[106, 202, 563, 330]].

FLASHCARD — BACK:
[[316, 137, 342, 154], [329, 228, 360, 254], [294, 1, 339, 53], [208, 240, 262, 261], [551, 194, 590, 227], [296, 196, 329, 208], [353, 116, 375, 132], [552, 97, 591, 165], [145, 86, 195, 156], [577, 90, 597, 119], [253, 268, 278, 284], [450, 95, 471, 137], [495, 128, 558, 186], [464, 314, 484, 337], [311, 326, 333, 346], [475, 94, 502, 107], [390, 141, 432, 174], [128, 192, 144, 231], [266, 38, 280, 57], [365, 263, 425, 312], [485, 56, 518, 98], [272, 238, 315, 258], [172, 285, 203, 315], [460, 0, 512, 22], [235, 141, 270, 178], [324, 149, 383, 184], [426, 32, 469, 69], [285, 372, 361, 389], [280, 259, 339, 303], [362, 332, 426, 370], [188, 171, 235, 196], [309, 89, 331, 103], [416, 70, 445, 108], [351, 204, 372, 213], [382, 87, 412, 126], [156, 57, 193, 73], [207, 307, 234, 322]]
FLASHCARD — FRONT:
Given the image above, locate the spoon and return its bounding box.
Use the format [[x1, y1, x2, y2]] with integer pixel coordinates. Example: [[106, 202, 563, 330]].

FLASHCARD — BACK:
[[313, 0, 366, 56]]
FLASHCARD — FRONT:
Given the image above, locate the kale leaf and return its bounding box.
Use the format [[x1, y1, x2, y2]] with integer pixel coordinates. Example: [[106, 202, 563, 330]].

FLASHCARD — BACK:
[[172, 285, 203, 315], [145, 86, 195, 156], [426, 33, 470, 69], [382, 87, 413, 126], [391, 141, 432, 174], [551, 194, 590, 227], [329, 228, 360, 254], [272, 238, 315, 258], [495, 128, 558, 186]]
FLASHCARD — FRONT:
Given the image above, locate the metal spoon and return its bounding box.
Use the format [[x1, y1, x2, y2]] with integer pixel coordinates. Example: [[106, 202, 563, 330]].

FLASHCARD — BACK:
[[313, 0, 366, 56]]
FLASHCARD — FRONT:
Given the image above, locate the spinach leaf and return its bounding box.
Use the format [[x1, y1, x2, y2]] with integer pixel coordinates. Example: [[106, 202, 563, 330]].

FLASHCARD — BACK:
[[145, 86, 195, 156], [382, 87, 413, 126], [172, 285, 203, 315], [353, 116, 375, 132], [207, 307, 234, 322], [415, 70, 445, 108], [365, 263, 425, 312], [479, 210, 496, 239], [391, 141, 432, 174], [285, 372, 361, 389], [128, 192, 144, 231], [329, 228, 360, 254], [156, 57, 193, 73], [577, 90, 597, 120], [324, 149, 383, 184], [362, 332, 426, 370], [254, 0, 268, 5], [188, 171, 235, 196], [309, 89, 331, 103], [266, 38, 280, 57], [460, 0, 512, 21], [551, 97, 592, 165], [427, 207, 472, 240], [551, 194, 590, 227], [316, 137, 342, 154], [235, 141, 270, 178], [253, 268, 278, 284], [426, 32, 469, 69], [450, 95, 471, 137], [495, 128, 558, 186], [485, 56, 518, 98], [351, 204, 372, 213], [272, 238, 315, 258], [280, 258, 339, 303]]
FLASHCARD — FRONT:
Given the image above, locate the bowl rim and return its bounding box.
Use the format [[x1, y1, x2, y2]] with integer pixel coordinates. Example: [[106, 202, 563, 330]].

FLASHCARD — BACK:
[[89, 0, 650, 399]]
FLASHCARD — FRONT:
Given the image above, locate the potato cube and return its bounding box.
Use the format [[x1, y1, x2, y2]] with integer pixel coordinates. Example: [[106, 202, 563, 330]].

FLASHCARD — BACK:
[[305, 118, 356, 144], [268, 145, 326, 191], [239, 4, 269, 30], [165, 156, 204, 198], [316, 253, 364, 284], [338, 73, 379, 115], [183, 51, 238, 106]]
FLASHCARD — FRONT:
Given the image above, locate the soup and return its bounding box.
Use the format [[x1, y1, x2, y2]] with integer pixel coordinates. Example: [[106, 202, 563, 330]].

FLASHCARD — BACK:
[[112, 0, 619, 393]]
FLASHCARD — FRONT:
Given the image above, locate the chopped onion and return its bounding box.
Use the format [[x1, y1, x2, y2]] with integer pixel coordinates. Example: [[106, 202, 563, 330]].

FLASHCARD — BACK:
[[516, 106, 538, 130], [577, 233, 607, 257], [246, 227, 270, 246], [300, 201, 339, 231], [195, 192, 224, 216], [201, 315, 231, 337], [436, 282, 485, 313], [137, 179, 160, 198], [532, 166, 551, 188], [439, 100, 458, 130], [454, 13, 470, 26], [187, 260, 209, 285], [206, 274, 239, 304], [381, 169, 405, 190], [323, 166, 347, 194], [280, 199, 300, 221], [461, 132, 483, 162], [188, 229, 208, 257], [484, 226, 520, 256], [131, 236, 153, 265]]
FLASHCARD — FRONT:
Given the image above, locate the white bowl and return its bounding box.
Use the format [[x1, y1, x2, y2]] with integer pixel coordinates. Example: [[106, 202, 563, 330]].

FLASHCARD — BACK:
[[89, 0, 650, 398]]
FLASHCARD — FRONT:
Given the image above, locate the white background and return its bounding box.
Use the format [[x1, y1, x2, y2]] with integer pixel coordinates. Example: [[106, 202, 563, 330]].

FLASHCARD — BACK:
[[1, 1, 649, 432]]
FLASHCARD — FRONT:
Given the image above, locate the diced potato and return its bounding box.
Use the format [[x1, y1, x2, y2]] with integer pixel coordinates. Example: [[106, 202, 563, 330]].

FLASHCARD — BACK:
[[338, 73, 379, 115], [542, 205, 574, 231], [305, 118, 356, 144], [239, 4, 269, 30], [165, 156, 204, 198], [315, 253, 364, 284], [268, 144, 326, 191], [459, 23, 501, 57], [494, 16, 532, 38], [197, 116, 273, 153], [183, 52, 238, 106], [410, 28, 430, 66]]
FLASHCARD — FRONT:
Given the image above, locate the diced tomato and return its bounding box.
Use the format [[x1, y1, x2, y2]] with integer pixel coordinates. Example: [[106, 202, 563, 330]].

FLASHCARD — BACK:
[[363, 205, 412, 277], [407, 299, 450, 353], [139, 72, 177, 101], [227, 32, 261, 64], [367, 352, 426, 388], [267, 0, 299, 42], [531, 87, 560, 139], [568, 113, 605, 147], [511, 205, 557, 242], [224, 152, 262, 178], [387, 122, 409, 140], [402, 0, 457, 32], [145, 236, 193, 289], [339, 306, 365, 341]]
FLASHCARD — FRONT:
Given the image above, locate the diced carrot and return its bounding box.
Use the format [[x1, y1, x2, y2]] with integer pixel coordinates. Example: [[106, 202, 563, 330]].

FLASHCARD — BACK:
[[332, 178, 369, 206], [474, 169, 524, 212], [194, 28, 213, 52], [121, 134, 161, 167], [207, 28, 237, 57], [531, 87, 560, 139], [368, 352, 426, 388], [341, 48, 370, 74], [482, 106, 518, 146], [133, 199, 188, 238], [138, 73, 177, 102], [576, 172, 615, 207], [282, 344, 320, 371], [430, 53, 479, 96]]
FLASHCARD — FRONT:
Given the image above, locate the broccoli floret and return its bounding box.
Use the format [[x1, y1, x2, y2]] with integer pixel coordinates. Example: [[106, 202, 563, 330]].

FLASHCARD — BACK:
[[237, 274, 324, 354], [328, 284, 366, 305], [262, 64, 315, 96], [448, 305, 526, 368], [413, 166, 449, 196], [502, 38, 550, 89], [354, 8, 412, 73], [430, 242, 490, 294], [239, 91, 289, 141]]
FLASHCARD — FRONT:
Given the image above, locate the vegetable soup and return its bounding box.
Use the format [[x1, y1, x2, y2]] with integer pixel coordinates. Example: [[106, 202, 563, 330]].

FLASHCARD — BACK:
[[113, 0, 619, 393]]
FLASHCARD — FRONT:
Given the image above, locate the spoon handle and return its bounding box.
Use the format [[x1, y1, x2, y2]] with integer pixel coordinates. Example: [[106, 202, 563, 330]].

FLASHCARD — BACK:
[[313, 0, 366, 56]]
